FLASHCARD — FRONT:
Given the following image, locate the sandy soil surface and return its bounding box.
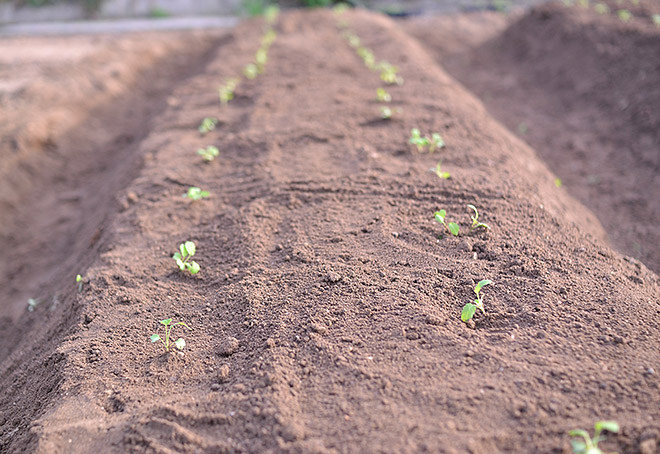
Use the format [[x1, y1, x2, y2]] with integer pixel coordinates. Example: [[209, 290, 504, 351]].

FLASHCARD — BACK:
[[1, 5, 659, 454]]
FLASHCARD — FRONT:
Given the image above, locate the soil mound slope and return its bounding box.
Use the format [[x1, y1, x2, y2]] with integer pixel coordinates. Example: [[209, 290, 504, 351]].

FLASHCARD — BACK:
[[1, 9, 660, 454], [406, 1, 660, 273]]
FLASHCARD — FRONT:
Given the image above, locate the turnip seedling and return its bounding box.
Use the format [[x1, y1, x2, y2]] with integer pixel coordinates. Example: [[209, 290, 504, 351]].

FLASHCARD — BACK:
[[184, 187, 210, 200], [377, 88, 392, 103], [27, 297, 42, 312], [593, 2, 609, 14], [381, 106, 393, 119], [198, 117, 218, 135], [434, 210, 460, 236], [150, 318, 191, 352], [653, 14, 660, 26], [467, 204, 490, 231], [357, 47, 375, 69], [410, 128, 430, 152], [569, 421, 619, 454], [243, 63, 258, 79], [261, 29, 277, 47], [197, 146, 219, 162], [429, 133, 445, 153], [173, 241, 200, 274], [264, 4, 279, 23], [461, 279, 492, 323], [617, 9, 631, 21], [219, 78, 239, 104], [430, 161, 450, 179], [76, 274, 83, 292]]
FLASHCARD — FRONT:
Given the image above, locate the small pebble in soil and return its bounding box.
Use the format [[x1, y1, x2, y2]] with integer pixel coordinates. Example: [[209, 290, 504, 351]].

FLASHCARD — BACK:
[[210, 383, 221, 391], [219, 337, 240, 357], [218, 364, 230, 382], [326, 271, 342, 283]]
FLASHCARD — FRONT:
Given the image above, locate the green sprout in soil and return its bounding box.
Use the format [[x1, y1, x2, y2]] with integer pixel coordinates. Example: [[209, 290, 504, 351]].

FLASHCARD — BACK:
[[255, 48, 268, 73], [593, 2, 610, 14], [243, 63, 258, 79], [467, 204, 490, 231], [569, 421, 619, 454], [198, 117, 218, 135], [76, 274, 83, 292], [219, 78, 239, 104], [346, 33, 361, 48], [197, 146, 219, 162], [184, 187, 210, 200], [617, 9, 632, 21], [27, 297, 42, 312], [377, 87, 392, 103], [430, 161, 451, 179], [173, 241, 200, 274], [150, 318, 191, 352], [653, 14, 660, 26], [434, 210, 460, 236], [377, 61, 404, 85], [409, 129, 445, 153], [576, 0, 589, 8], [381, 106, 393, 120], [461, 279, 492, 323], [357, 47, 375, 69], [262, 29, 277, 47], [555, 178, 563, 188], [332, 3, 350, 15], [264, 4, 279, 23]]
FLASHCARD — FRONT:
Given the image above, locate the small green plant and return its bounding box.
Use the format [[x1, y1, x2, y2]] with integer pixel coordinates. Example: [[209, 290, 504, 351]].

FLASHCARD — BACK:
[[219, 78, 239, 104], [376, 87, 392, 102], [555, 178, 563, 188], [184, 187, 210, 200], [264, 4, 279, 23], [173, 241, 200, 274], [467, 204, 490, 231], [378, 61, 404, 85], [430, 161, 450, 179], [593, 2, 610, 14], [617, 9, 632, 21], [243, 63, 258, 79], [577, 0, 589, 8], [380, 106, 393, 120], [434, 210, 460, 236], [150, 318, 191, 352], [332, 2, 350, 15], [255, 48, 268, 73], [198, 117, 218, 135], [197, 146, 219, 162], [409, 129, 444, 153], [652, 14, 660, 26], [76, 274, 83, 292], [261, 29, 277, 47], [569, 421, 619, 454], [461, 279, 492, 323], [27, 297, 42, 312], [357, 47, 375, 69]]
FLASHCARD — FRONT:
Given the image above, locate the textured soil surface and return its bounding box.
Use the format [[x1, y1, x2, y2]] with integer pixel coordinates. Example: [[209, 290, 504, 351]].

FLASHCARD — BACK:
[[404, 0, 660, 273], [1, 5, 660, 454]]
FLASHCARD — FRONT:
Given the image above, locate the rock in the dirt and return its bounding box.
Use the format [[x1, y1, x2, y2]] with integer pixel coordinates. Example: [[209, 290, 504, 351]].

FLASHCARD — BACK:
[[640, 438, 657, 454], [218, 364, 231, 382], [326, 271, 342, 283], [210, 383, 221, 391], [219, 337, 239, 357]]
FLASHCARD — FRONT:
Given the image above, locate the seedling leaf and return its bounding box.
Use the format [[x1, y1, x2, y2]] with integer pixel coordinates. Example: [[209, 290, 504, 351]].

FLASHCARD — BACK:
[[448, 222, 460, 236], [187, 261, 200, 274], [461, 303, 477, 322], [174, 338, 186, 350], [160, 318, 172, 326], [594, 421, 619, 434], [184, 241, 196, 257], [475, 279, 492, 295], [150, 334, 161, 342]]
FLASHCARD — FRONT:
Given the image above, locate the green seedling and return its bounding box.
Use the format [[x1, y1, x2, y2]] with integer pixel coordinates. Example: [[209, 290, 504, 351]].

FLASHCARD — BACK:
[[467, 204, 490, 231], [577, 0, 589, 8], [264, 4, 279, 23], [410, 128, 430, 152], [430, 161, 450, 179], [76, 274, 83, 292], [243, 63, 258, 79], [150, 318, 191, 352], [261, 29, 277, 47], [198, 117, 218, 135], [617, 9, 632, 21], [219, 78, 239, 104], [197, 146, 219, 162], [376, 88, 392, 103], [255, 48, 268, 73], [379, 65, 404, 85], [27, 297, 42, 312], [434, 210, 460, 236], [356, 47, 375, 69], [410, 129, 444, 153], [184, 187, 210, 200], [381, 106, 393, 119], [347, 34, 361, 48], [429, 133, 445, 152], [570, 421, 619, 454], [652, 14, 660, 26], [333, 2, 350, 15], [461, 279, 492, 322], [593, 2, 610, 14], [555, 178, 563, 188], [173, 241, 200, 274]]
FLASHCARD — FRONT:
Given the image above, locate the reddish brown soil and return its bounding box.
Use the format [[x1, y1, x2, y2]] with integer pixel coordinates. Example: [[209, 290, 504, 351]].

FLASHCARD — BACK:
[[404, 1, 660, 273], [1, 8, 660, 454]]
